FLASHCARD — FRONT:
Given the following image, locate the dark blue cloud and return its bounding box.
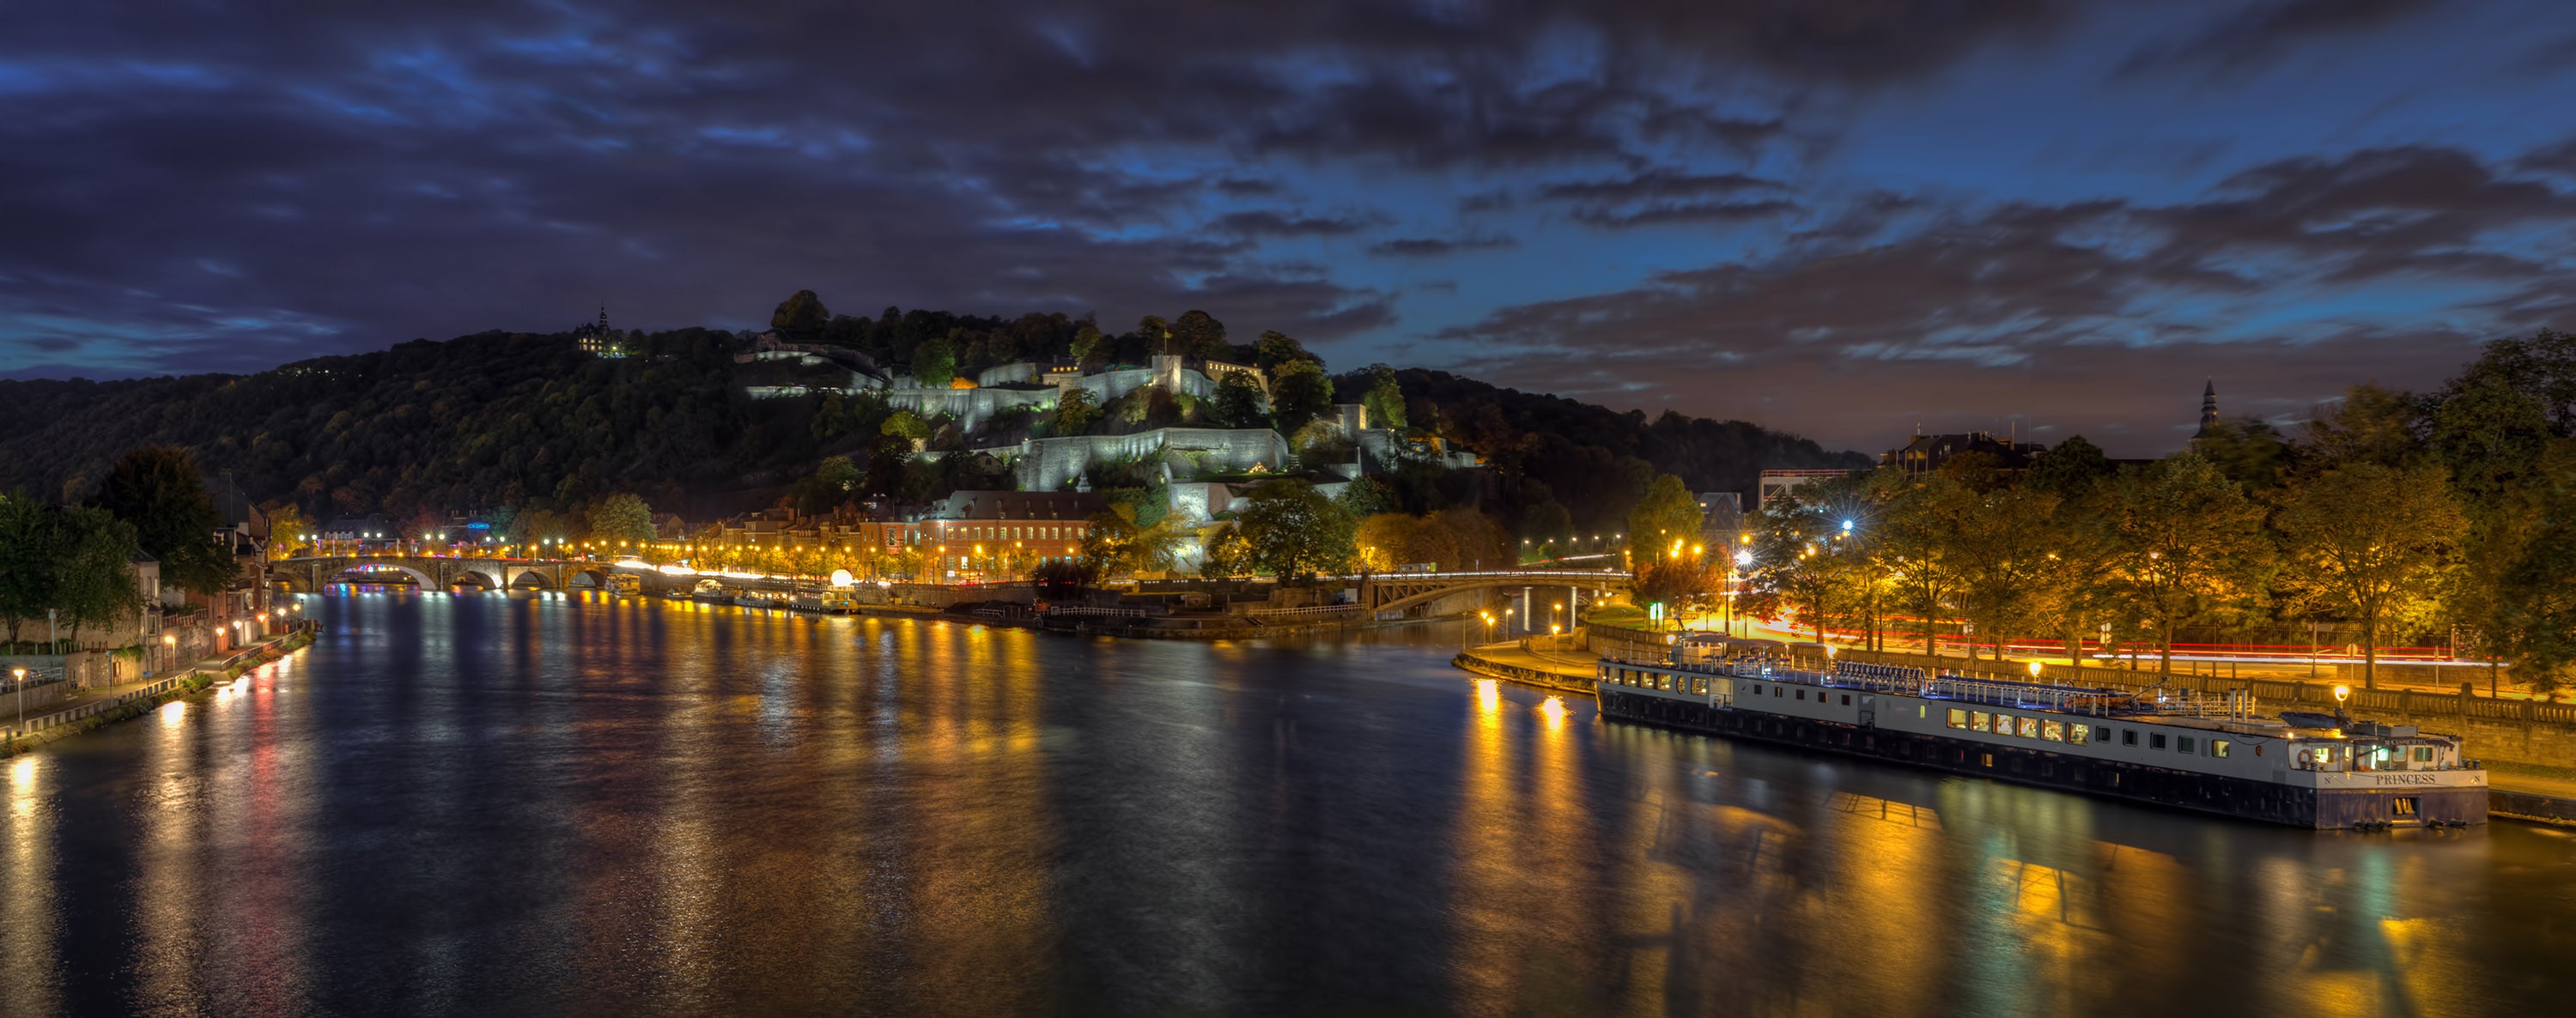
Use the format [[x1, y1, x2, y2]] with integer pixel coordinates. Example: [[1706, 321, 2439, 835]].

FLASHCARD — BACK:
[[2, 0, 2573, 456]]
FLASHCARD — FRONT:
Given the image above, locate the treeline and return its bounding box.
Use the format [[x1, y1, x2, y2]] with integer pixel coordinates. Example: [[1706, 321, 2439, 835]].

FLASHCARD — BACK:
[[1734, 330, 2576, 692]]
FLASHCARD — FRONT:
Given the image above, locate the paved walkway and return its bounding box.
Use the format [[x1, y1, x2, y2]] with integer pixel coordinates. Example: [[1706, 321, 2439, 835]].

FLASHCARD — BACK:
[[5, 630, 301, 736]]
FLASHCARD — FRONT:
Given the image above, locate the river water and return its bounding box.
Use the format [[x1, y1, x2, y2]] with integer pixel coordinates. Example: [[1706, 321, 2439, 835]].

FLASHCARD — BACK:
[[3, 591, 2573, 1017]]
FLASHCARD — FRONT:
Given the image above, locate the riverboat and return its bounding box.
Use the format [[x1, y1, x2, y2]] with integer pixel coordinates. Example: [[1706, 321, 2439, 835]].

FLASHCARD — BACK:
[[1596, 635, 2486, 830], [690, 579, 734, 604], [734, 593, 782, 609]]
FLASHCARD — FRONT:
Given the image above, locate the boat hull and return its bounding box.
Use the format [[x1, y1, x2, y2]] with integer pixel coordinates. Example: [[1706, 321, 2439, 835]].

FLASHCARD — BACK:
[[1596, 689, 2486, 830]]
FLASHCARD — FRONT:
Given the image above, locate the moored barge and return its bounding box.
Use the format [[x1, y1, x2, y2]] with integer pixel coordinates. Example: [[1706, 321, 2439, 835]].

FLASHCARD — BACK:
[[1597, 635, 2486, 829]]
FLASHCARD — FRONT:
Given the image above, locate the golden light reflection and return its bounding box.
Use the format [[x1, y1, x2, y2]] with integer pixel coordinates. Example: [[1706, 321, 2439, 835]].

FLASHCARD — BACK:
[[3, 752, 58, 1015], [1476, 678, 1499, 712]]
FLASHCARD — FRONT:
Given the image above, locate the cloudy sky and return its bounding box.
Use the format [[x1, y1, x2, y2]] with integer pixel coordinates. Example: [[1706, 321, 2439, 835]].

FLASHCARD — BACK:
[[5, 0, 2574, 455]]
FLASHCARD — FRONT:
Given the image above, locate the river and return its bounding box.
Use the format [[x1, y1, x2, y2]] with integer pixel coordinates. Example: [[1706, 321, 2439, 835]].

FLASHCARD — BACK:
[[3, 591, 2573, 1017]]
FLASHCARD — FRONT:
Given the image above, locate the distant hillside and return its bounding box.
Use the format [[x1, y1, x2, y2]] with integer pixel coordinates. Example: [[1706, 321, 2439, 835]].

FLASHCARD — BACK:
[[1356, 368, 1873, 530], [0, 320, 1868, 531], [0, 328, 849, 522]]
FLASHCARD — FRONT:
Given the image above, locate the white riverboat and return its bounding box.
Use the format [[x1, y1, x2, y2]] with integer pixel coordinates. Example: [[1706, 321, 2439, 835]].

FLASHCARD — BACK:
[[1597, 634, 2486, 829]]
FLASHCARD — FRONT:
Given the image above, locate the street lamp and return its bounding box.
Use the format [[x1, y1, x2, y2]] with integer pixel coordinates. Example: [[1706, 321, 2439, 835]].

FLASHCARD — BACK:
[[9, 666, 23, 736]]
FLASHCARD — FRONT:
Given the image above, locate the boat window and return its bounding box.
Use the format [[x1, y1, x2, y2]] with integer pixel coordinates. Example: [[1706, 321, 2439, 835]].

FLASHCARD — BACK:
[[2149, 733, 2166, 750], [1750, 684, 1760, 694], [1970, 712, 1990, 732], [1795, 689, 1806, 700], [2122, 729, 2137, 746], [2017, 717, 2039, 739], [1917, 705, 1927, 718], [1840, 694, 1851, 706], [1990, 713, 2009, 734], [1775, 687, 1784, 698], [2393, 797, 2418, 816], [2212, 740, 2230, 759], [2178, 736, 2196, 754], [1947, 708, 1968, 729], [2096, 727, 2111, 743], [1658, 674, 1672, 691], [2414, 746, 2433, 761], [2069, 724, 2090, 746], [2042, 720, 2064, 742], [1692, 678, 1709, 695]]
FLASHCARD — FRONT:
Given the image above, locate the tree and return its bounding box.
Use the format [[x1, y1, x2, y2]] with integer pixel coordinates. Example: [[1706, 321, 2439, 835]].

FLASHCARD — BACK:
[[2099, 452, 2274, 674], [1269, 359, 1335, 435], [265, 502, 311, 560], [1625, 474, 1704, 565], [2023, 435, 2115, 496], [913, 336, 957, 388], [2274, 462, 2467, 688], [771, 289, 830, 339], [1168, 309, 1227, 358], [1947, 485, 2064, 661], [1879, 471, 1976, 656], [1254, 330, 1315, 373], [1053, 390, 1102, 436], [1213, 373, 1267, 428], [1200, 527, 1253, 579], [1360, 364, 1407, 431], [1069, 324, 1107, 367], [1236, 480, 1356, 579], [0, 492, 140, 649], [2304, 383, 2426, 469], [90, 446, 233, 597], [1631, 553, 1720, 630], [2448, 328, 2576, 434], [588, 493, 655, 546], [2194, 416, 2293, 492]]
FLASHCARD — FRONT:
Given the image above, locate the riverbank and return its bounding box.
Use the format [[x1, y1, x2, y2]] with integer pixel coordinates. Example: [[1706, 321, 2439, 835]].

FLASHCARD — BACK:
[[1, 622, 313, 758]]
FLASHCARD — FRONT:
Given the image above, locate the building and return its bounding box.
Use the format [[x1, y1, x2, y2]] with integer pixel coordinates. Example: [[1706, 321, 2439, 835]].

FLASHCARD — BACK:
[[2195, 379, 2219, 439], [1754, 469, 1857, 512], [1696, 491, 1744, 540], [1880, 431, 2045, 477], [578, 306, 625, 357]]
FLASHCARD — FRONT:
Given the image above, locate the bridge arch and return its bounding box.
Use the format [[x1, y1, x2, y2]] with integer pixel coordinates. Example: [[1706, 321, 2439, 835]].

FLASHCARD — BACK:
[[1362, 571, 1632, 617], [507, 567, 556, 590], [453, 567, 506, 591], [329, 562, 439, 590]]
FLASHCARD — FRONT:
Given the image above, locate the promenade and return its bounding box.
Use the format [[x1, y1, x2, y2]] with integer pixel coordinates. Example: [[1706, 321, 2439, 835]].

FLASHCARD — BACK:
[[3, 625, 310, 747]]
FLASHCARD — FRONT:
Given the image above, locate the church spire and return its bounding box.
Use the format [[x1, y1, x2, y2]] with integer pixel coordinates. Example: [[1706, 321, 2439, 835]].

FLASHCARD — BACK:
[[2196, 379, 2219, 439]]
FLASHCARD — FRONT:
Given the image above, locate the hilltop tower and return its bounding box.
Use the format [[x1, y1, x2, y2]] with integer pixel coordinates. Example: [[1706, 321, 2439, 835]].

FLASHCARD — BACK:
[[2196, 379, 2218, 439], [580, 305, 617, 356]]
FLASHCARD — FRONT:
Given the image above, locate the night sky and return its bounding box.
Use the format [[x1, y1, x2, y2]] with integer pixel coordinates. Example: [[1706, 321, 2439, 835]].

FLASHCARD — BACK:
[[6, 1, 2574, 456]]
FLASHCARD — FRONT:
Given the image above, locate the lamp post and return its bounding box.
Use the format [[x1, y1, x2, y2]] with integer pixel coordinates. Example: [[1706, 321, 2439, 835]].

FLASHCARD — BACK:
[[10, 666, 23, 737]]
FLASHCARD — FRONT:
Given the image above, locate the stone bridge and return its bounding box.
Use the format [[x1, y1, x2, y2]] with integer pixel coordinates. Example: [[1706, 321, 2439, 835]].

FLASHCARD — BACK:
[[274, 556, 649, 593], [1356, 569, 1631, 617]]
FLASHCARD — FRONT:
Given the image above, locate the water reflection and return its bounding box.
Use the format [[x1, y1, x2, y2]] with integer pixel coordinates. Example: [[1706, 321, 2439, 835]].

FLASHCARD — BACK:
[[0, 594, 2567, 1016]]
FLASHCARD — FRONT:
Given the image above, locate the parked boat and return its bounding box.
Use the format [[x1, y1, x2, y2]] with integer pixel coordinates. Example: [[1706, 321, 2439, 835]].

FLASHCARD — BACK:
[[1596, 635, 2486, 830], [690, 579, 734, 604], [734, 593, 781, 609]]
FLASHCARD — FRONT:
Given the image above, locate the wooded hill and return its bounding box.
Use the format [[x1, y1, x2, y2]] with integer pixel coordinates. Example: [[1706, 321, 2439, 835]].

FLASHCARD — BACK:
[[0, 304, 1864, 531]]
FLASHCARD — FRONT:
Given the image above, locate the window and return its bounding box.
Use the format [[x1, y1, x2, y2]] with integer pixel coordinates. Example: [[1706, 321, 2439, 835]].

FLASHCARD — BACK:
[[2042, 720, 2064, 742], [2414, 746, 2434, 761], [2069, 724, 2090, 746], [1918, 705, 1928, 718], [2149, 733, 2167, 750], [1750, 684, 1761, 695], [1775, 687, 1784, 698], [2096, 727, 2112, 743], [2212, 740, 2230, 759], [1971, 712, 1990, 733], [1656, 674, 1672, 691], [2178, 736, 2197, 754], [2393, 797, 2418, 816], [2019, 717, 2041, 739], [1692, 678, 1709, 695], [1947, 708, 1968, 730], [1796, 689, 1806, 700], [1840, 694, 1851, 706], [2123, 730, 2139, 747]]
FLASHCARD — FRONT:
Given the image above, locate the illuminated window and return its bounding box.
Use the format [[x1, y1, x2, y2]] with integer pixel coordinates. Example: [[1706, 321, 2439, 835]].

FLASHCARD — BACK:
[[2017, 717, 2039, 739], [2042, 720, 2064, 742], [1970, 711, 1990, 732], [1775, 687, 1783, 698], [2213, 740, 2230, 759], [1692, 678, 1709, 695], [2069, 724, 2089, 746], [1947, 708, 1968, 730], [2393, 797, 2418, 816]]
